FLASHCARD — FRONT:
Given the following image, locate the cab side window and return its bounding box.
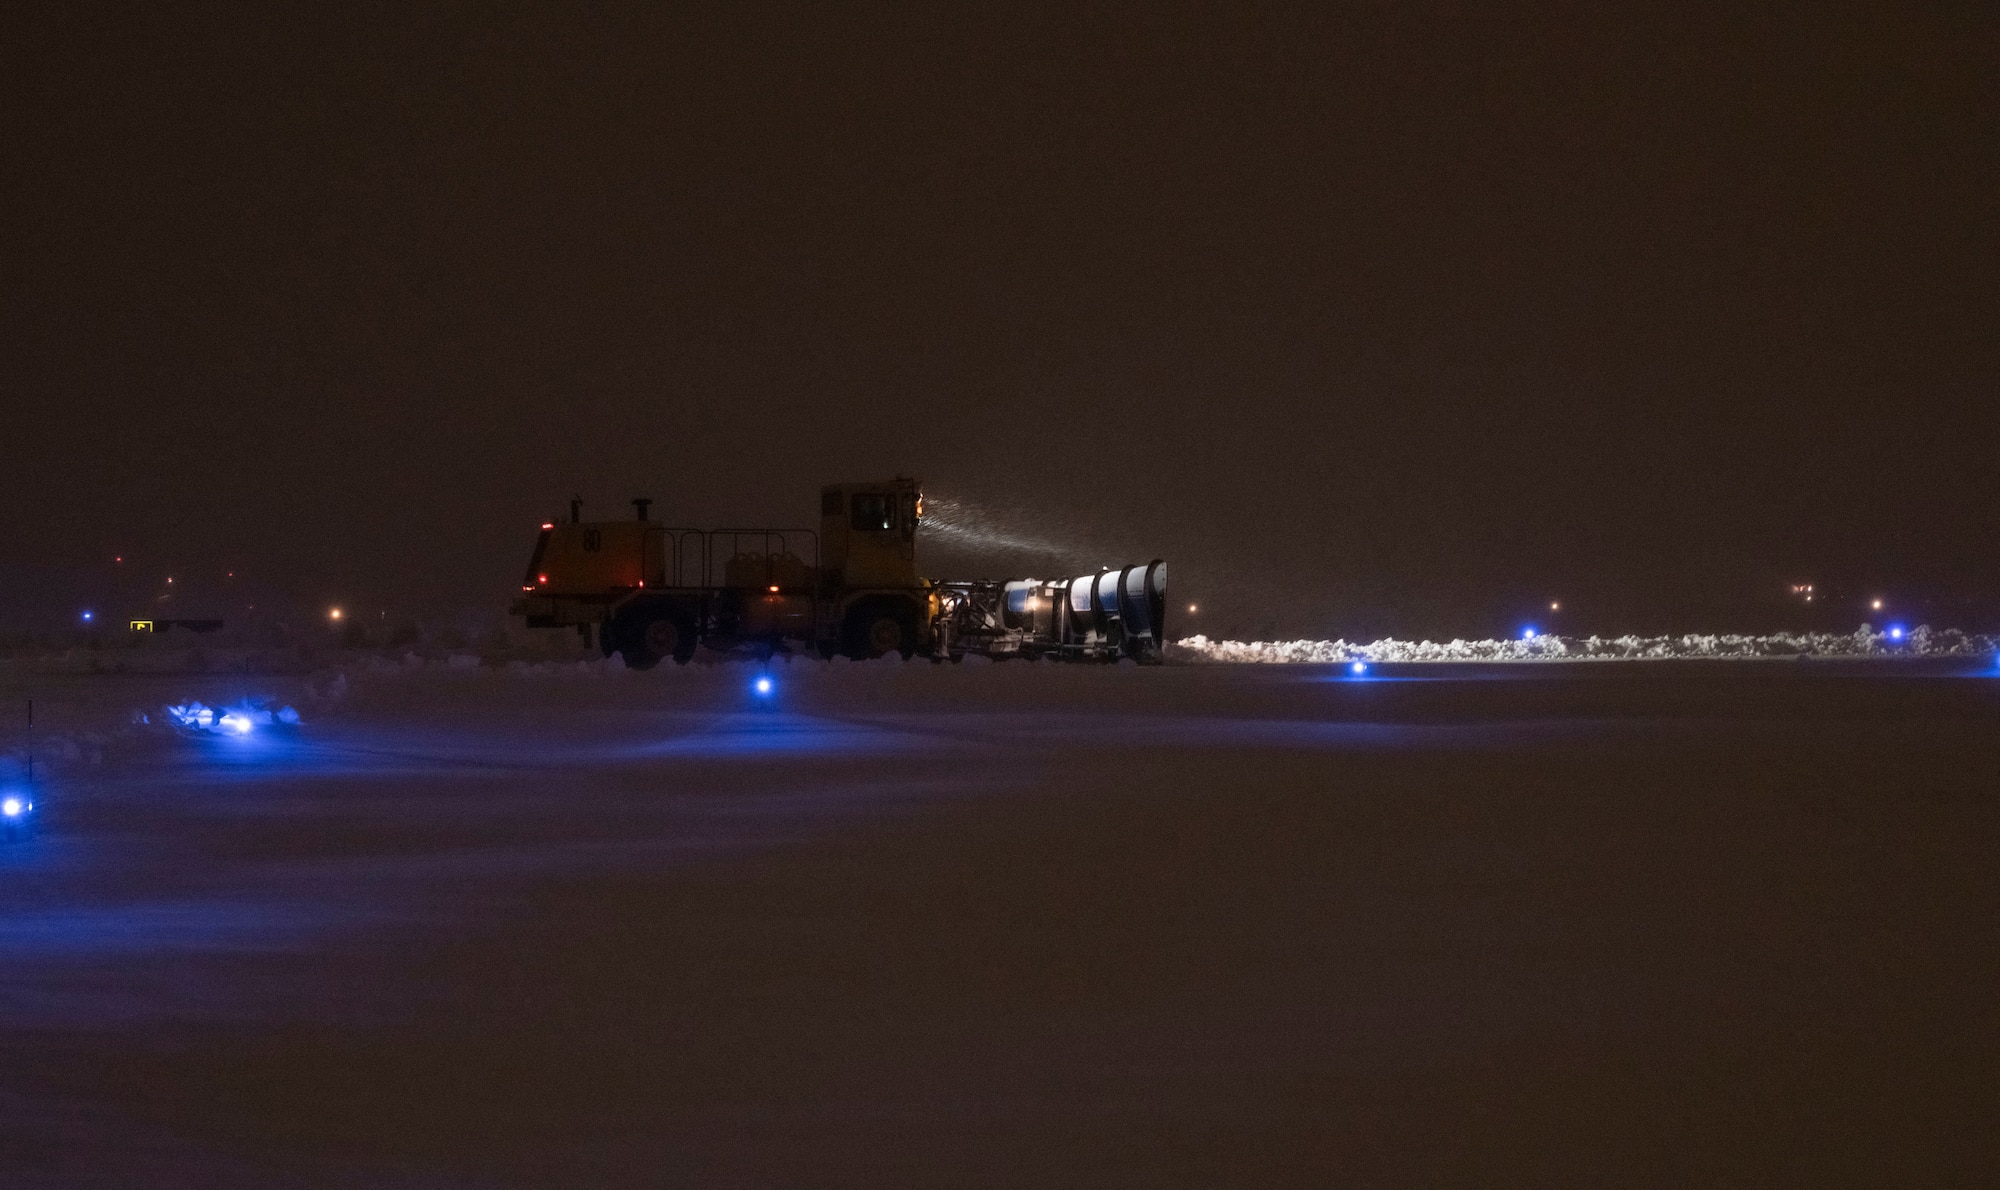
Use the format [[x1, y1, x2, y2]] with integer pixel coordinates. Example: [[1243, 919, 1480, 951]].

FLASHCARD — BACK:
[[851, 493, 893, 531]]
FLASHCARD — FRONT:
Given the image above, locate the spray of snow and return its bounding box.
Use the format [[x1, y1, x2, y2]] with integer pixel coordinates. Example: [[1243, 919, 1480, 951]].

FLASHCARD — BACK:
[[1171, 625, 1998, 664], [921, 495, 1093, 564]]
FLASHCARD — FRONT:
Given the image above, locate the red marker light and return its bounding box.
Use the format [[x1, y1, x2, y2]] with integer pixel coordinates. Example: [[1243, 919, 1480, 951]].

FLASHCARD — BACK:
[[541, 523, 554, 530], [537, 574, 548, 584]]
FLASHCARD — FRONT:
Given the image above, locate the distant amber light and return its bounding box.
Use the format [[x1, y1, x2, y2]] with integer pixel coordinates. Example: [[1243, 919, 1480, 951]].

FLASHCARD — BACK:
[[329, 607, 343, 621], [769, 585, 780, 593], [1187, 603, 1199, 613]]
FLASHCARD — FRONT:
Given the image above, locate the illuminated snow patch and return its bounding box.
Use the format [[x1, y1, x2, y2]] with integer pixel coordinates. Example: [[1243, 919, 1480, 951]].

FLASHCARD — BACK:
[[1172, 626, 1999, 664], [163, 700, 302, 735]]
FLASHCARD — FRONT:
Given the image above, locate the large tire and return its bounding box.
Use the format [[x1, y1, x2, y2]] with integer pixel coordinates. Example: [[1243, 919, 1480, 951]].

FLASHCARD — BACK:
[[843, 604, 915, 659], [616, 613, 694, 669]]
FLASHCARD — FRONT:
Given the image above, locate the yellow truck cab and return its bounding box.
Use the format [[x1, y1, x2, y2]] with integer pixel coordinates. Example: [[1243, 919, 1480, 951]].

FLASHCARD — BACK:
[[817, 478, 936, 659]]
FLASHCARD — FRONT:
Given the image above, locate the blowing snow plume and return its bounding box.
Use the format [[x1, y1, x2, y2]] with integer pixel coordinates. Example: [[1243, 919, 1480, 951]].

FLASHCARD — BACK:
[[919, 493, 1141, 578], [921, 495, 1081, 559]]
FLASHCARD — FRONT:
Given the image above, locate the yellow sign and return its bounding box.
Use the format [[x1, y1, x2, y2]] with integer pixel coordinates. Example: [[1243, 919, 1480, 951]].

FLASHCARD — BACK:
[[129, 620, 155, 632]]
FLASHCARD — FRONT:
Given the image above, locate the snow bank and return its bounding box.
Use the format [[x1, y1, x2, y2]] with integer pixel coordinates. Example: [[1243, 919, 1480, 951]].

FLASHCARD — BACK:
[[160, 700, 302, 736], [1170, 626, 2000, 664]]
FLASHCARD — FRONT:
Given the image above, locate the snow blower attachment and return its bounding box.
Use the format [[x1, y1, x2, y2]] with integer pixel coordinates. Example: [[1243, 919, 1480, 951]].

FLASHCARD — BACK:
[[931, 563, 1169, 663], [511, 478, 1167, 668]]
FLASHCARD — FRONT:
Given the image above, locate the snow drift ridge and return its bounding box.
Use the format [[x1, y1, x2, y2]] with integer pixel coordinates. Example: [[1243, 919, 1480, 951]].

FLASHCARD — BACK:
[[1171, 626, 1999, 664]]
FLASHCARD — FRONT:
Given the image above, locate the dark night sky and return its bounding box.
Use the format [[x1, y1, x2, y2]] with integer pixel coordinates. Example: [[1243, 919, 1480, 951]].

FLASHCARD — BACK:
[[5, 3, 1995, 637]]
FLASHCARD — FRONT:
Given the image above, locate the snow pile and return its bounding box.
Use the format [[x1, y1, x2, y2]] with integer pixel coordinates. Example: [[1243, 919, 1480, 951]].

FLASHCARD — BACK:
[[162, 700, 302, 735], [1171, 626, 2000, 664]]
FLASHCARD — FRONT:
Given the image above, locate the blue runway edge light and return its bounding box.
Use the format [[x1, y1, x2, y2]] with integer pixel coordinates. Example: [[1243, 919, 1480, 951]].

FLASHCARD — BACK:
[[1886, 624, 1907, 642], [2, 797, 27, 818], [1349, 660, 1368, 676], [1521, 626, 1538, 640], [753, 676, 774, 697]]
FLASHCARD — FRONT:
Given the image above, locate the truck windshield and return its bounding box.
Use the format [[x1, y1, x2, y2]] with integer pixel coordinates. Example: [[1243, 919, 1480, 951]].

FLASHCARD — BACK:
[[851, 493, 893, 531]]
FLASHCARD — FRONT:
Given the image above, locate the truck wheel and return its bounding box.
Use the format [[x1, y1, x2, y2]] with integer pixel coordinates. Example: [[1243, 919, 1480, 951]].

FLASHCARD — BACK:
[[618, 637, 661, 671], [642, 618, 681, 661], [642, 616, 698, 665], [614, 613, 694, 669], [844, 607, 914, 659]]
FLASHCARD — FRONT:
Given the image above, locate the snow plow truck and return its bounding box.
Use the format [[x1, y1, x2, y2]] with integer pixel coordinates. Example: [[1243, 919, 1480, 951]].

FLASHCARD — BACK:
[[510, 478, 1167, 668]]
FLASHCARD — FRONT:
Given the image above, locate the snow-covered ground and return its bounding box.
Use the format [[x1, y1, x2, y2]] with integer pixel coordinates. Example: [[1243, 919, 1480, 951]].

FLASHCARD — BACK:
[[6, 630, 1998, 792], [1, 652, 1998, 1184]]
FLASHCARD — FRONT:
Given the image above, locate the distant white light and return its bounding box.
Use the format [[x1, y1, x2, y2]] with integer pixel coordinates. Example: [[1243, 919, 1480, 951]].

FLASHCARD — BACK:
[[1188, 604, 1199, 614], [2, 798, 21, 818], [1871, 599, 1883, 611], [1549, 601, 1560, 612]]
